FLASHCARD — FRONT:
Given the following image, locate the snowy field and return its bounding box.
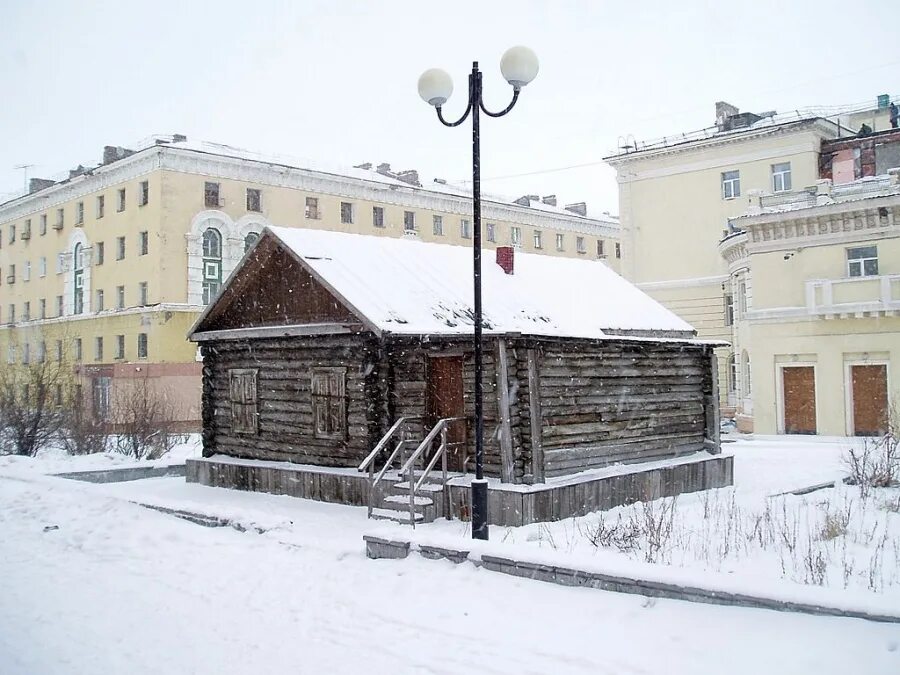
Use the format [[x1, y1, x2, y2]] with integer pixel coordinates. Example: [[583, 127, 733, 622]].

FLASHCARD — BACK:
[[2, 435, 899, 674]]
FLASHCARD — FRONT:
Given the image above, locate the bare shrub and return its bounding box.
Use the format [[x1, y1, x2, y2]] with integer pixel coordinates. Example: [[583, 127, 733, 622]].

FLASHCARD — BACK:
[[58, 385, 108, 456], [818, 501, 852, 541], [112, 377, 185, 459], [843, 410, 899, 496], [0, 352, 69, 456], [581, 513, 641, 552], [639, 496, 677, 563]]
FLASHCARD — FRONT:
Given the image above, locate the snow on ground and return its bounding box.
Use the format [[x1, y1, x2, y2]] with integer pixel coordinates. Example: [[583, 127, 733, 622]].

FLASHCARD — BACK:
[[1, 434, 899, 673]]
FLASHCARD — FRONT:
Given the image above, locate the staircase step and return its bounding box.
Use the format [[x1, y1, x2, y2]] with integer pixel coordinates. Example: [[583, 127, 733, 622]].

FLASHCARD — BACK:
[[393, 482, 444, 492], [371, 508, 425, 524], [383, 495, 434, 506]]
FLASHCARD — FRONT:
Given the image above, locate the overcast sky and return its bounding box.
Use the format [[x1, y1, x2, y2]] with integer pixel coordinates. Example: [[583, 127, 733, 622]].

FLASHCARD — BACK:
[[2, 0, 898, 216]]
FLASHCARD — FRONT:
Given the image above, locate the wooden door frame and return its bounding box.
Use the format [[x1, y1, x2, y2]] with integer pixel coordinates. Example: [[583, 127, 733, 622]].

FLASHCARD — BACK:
[[843, 360, 890, 436], [776, 362, 819, 435]]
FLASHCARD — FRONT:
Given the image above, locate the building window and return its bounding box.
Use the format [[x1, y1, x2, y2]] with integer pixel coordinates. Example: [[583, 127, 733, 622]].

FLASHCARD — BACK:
[[139, 180, 149, 206], [461, 219, 471, 239], [23, 301, 30, 321], [23, 260, 31, 281], [56, 295, 63, 317], [311, 367, 346, 439], [533, 230, 543, 249], [204, 182, 220, 208], [39, 256, 47, 277], [202, 228, 223, 304], [725, 293, 734, 326], [116, 285, 125, 309], [92, 377, 111, 421], [37, 341, 46, 363], [139, 281, 148, 306], [615, 242, 621, 259], [23, 218, 31, 239], [39, 298, 46, 319], [229, 368, 258, 434], [40, 214, 47, 235], [96, 242, 104, 265], [137, 333, 148, 359], [847, 246, 878, 277], [556, 233, 565, 251], [727, 353, 737, 394], [139, 231, 149, 255], [73, 243, 85, 314], [116, 236, 125, 260], [403, 211, 416, 232], [76, 201, 84, 224], [246, 188, 261, 212], [7, 264, 15, 283], [486, 223, 495, 242], [74, 338, 82, 361], [56, 208, 65, 228], [305, 197, 319, 219], [771, 162, 792, 193], [510, 226, 522, 246], [7, 345, 15, 364], [115, 335, 125, 359], [738, 279, 747, 317], [340, 201, 353, 224], [95, 289, 104, 312], [94, 336, 104, 361], [6, 304, 13, 323], [721, 170, 741, 199], [372, 206, 384, 228], [55, 340, 63, 362], [96, 195, 105, 219], [117, 188, 126, 212], [576, 236, 586, 254], [597, 239, 605, 257], [8, 223, 14, 244], [244, 232, 259, 253], [56, 254, 64, 274], [432, 215, 443, 236], [741, 351, 751, 396], [23, 343, 31, 365]]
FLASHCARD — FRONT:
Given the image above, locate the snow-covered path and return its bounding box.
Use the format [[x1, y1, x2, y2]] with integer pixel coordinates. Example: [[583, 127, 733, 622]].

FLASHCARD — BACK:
[[2, 471, 899, 674]]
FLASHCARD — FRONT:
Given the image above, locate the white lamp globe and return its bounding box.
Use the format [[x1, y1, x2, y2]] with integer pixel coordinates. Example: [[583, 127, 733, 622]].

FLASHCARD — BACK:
[[500, 46, 539, 89], [418, 68, 453, 107]]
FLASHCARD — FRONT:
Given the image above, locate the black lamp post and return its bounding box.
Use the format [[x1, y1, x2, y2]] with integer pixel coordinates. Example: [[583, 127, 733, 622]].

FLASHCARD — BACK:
[[418, 47, 539, 540]]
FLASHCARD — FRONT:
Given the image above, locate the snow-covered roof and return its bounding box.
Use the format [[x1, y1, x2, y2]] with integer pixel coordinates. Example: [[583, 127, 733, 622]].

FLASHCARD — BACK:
[[219, 226, 694, 340]]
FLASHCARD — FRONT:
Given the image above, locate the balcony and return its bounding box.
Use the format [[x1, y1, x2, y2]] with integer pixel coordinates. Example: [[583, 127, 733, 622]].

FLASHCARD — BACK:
[[806, 274, 900, 318]]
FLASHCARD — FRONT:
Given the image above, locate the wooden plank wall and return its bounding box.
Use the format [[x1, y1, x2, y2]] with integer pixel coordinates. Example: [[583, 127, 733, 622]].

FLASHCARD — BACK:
[[203, 335, 380, 467], [517, 339, 709, 479]]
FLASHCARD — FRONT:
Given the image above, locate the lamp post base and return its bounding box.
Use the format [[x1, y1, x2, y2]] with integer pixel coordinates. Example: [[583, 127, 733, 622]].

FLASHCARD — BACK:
[[471, 479, 489, 540]]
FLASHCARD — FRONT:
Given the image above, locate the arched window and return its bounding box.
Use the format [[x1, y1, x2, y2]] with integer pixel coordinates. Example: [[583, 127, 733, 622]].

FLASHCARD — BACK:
[[244, 231, 260, 253], [73, 243, 85, 314], [202, 228, 222, 304]]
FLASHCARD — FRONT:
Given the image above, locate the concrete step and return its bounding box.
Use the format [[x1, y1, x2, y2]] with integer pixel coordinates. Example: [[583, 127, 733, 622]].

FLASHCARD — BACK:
[[371, 508, 425, 524], [383, 495, 434, 506]]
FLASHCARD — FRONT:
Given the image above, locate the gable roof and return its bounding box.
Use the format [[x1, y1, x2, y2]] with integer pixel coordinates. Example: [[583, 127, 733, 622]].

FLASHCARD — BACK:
[[190, 226, 696, 342]]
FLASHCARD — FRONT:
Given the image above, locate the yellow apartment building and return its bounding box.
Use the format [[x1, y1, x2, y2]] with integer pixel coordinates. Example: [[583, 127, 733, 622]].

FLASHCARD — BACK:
[[720, 170, 899, 436], [606, 97, 899, 434], [0, 137, 620, 427]]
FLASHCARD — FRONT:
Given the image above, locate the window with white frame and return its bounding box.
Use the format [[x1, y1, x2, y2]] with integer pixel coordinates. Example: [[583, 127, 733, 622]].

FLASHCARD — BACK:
[[139, 180, 149, 206], [246, 188, 261, 212], [137, 333, 148, 359], [117, 188, 126, 212], [510, 226, 522, 246], [433, 215, 443, 236], [95, 289, 104, 312], [76, 201, 84, 224], [39, 299, 46, 319], [340, 201, 353, 224], [403, 211, 416, 232], [204, 182, 220, 208], [847, 246, 878, 277], [372, 206, 384, 228], [556, 233, 564, 251], [94, 336, 103, 361], [40, 214, 47, 235], [39, 256, 46, 277], [576, 236, 586, 254], [202, 228, 223, 304], [139, 281, 148, 306], [771, 162, 792, 192], [23, 260, 30, 281], [486, 223, 495, 242], [96, 195, 105, 219], [725, 293, 734, 326], [721, 170, 741, 199], [116, 286, 125, 309], [597, 239, 604, 257], [139, 231, 148, 255], [305, 197, 319, 219], [115, 335, 125, 359], [116, 236, 125, 260], [533, 230, 543, 249], [461, 219, 471, 239], [73, 243, 85, 314]]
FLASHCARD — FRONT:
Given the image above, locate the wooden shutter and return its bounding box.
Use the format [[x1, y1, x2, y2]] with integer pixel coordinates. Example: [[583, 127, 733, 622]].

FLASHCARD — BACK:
[[229, 368, 258, 434], [311, 367, 346, 439]]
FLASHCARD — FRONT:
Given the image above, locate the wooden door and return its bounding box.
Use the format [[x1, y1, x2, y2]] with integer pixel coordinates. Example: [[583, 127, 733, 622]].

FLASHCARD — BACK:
[[426, 356, 466, 471], [851, 365, 888, 436], [783, 366, 816, 435]]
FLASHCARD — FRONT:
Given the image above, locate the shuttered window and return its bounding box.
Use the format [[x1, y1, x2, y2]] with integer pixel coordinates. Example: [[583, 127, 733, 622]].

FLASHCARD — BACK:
[[311, 367, 346, 439], [229, 368, 258, 434]]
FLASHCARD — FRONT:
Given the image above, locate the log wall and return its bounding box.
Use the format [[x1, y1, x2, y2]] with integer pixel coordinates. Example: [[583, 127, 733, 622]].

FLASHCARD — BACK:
[[513, 339, 712, 479]]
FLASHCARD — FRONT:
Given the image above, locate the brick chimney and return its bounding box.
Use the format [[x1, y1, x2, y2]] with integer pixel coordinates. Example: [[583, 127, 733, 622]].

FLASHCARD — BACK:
[[396, 169, 421, 186], [564, 202, 587, 216], [376, 162, 392, 175], [354, 162, 372, 170], [28, 177, 56, 194], [102, 145, 135, 165], [496, 246, 514, 275]]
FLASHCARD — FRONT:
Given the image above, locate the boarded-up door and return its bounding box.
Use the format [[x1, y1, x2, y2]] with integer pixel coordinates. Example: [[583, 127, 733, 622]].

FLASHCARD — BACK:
[[783, 366, 816, 435], [851, 365, 888, 436], [426, 356, 466, 471]]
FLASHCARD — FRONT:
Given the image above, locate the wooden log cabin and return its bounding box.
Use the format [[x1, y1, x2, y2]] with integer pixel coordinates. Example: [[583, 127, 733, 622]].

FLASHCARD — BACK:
[[187, 227, 733, 525]]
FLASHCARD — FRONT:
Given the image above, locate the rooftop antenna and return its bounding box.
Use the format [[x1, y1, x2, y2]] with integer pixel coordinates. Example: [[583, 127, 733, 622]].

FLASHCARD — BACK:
[[13, 164, 35, 193]]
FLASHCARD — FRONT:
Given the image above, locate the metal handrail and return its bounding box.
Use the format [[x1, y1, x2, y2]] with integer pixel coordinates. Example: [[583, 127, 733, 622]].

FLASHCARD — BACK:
[[400, 416, 466, 527], [360, 416, 420, 518], [358, 416, 418, 472]]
